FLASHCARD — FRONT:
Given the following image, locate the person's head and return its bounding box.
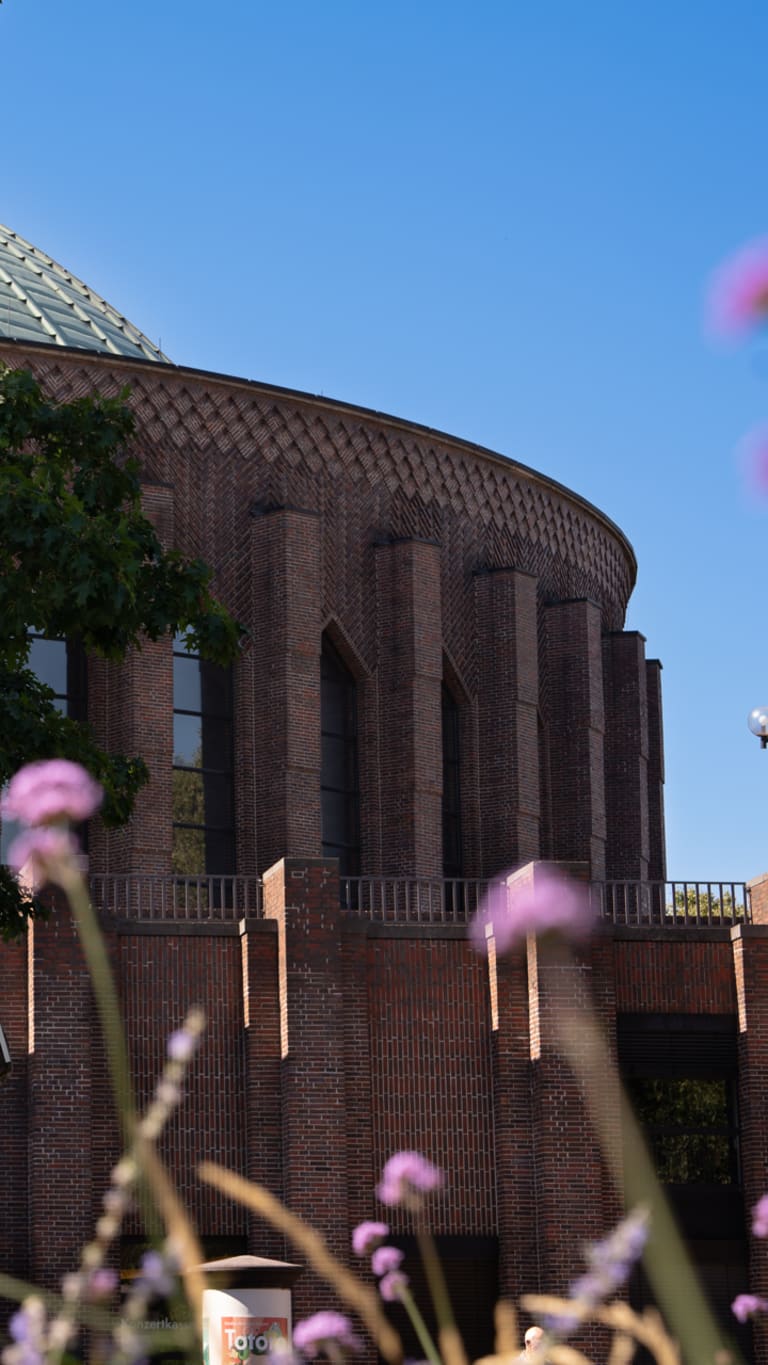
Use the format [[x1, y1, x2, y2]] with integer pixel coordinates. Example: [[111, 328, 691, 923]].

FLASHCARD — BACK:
[[524, 1326, 544, 1355]]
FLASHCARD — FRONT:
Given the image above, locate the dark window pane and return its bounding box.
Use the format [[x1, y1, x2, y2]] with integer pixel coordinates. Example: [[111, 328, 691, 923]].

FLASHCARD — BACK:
[[322, 734, 349, 791], [201, 771, 234, 828], [173, 654, 201, 712], [200, 660, 233, 717], [200, 716, 233, 773], [322, 789, 351, 846], [174, 714, 203, 767], [204, 828, 236, 876], [172, 824, 205, 875], [29, 636, 67, 696], [442, 683, 463, 878]]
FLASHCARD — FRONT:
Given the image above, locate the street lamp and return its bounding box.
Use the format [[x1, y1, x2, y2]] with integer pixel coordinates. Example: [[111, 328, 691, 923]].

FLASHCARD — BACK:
[[748, 707, 768, 748]]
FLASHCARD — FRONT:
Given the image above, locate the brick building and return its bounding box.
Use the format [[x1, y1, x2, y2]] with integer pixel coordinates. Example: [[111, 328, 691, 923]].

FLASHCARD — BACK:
[[0, 223, 765, 1362]]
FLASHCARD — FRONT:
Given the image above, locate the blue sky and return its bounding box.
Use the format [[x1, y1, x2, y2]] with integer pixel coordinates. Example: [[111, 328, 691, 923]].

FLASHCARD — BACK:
[[3, 0, 768, 880]]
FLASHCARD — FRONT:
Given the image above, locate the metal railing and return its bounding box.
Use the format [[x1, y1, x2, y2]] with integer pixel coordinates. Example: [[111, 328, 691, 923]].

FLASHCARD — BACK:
[[592, 881, 750, 927], [339, 876, 504, 924], [88, 874, 263, 922], [341, 876, 751, 929]]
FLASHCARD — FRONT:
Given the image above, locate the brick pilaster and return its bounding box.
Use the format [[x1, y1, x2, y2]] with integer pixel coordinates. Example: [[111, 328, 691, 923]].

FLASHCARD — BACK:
[[375, 538, 443, 877], [645, 660, 666, 881], [250, 509, 323, 873], [27, 906, 97, 1285], [543, 600, 606, 878], [475, 568, 540, 874], [262, 857, 348, 1316], [241, 919, 284, 1257], [0, 934, 29, 1289], [603, 632, 650, 881], [732, 925, 768, 1365]]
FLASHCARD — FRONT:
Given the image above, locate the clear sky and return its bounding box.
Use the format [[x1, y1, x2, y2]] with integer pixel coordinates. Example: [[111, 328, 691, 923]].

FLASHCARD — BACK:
[[3, 0, 768, 881]]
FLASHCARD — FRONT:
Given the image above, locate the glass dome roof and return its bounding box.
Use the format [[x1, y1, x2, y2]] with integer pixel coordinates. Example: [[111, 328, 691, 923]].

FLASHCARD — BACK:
[[0, 223, 170, 362]]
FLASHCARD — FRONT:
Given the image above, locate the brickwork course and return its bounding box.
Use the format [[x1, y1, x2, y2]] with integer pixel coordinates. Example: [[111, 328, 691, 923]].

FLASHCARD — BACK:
[[0, 332, 764, 1362]]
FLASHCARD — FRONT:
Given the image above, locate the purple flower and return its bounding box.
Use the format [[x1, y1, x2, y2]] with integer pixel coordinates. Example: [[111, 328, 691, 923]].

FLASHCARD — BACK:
[[371, 1246, 404, 1277], [292, 1312, 362, 1357], [2, 760, 103, 826], [351, 1220, 389, 1257], [565, 1207, 649, 1320], [376, 1151, 443, 1207], [135, 1249, 177, 1300], [732, 1294, 768, 1323], [167, 1027, 200, 1063], [470, 869, 593, 956], [708, 240, 768, 336], [754, 1194, 768, 1237], [379, 1270, 409, 1302], [7, 826, 78, 887], [5, 1298, 47, 1365]]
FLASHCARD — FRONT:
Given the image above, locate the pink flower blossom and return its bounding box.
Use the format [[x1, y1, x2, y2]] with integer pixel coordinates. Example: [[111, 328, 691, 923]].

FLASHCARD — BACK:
[[470, 869, 593, 956], [351, 1220, 389, 1257], [7, 826, 78, 887], [753, 1193, 768, 1237], [371, 1246, 404, 1277], [379, 1270, 409, 1302], [2, 760, 102, 826], [732, 1294, 768, 1323], [376, 1151, 443, 1207], [708, 239, 768, 336], [292, 1312, 362, 1356]]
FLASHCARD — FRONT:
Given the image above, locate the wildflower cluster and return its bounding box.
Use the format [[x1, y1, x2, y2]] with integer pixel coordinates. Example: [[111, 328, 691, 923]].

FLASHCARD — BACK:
[[709, 238, 768, 497], [469, 867, 593, 956], [731, 1192, 768, 1323], [548, 1207, 649, 1336]]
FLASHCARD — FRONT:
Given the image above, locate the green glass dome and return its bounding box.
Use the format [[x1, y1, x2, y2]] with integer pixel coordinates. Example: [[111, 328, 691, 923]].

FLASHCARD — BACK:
[[0, 223, 170, 362]]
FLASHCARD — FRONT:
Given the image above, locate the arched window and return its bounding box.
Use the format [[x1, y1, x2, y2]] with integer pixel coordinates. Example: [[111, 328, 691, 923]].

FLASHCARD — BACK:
[[442, 682, 463, 879], [320, 635, 360, 877], [172, 635, 235, 876]]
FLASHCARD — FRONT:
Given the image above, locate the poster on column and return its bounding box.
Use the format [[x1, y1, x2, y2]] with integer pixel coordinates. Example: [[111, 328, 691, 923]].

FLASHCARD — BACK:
[[221, 1316, 289, 1364]]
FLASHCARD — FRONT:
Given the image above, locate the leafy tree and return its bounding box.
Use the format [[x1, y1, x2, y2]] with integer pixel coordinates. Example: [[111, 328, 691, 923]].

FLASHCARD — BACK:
[[0, 367, 243, 938]]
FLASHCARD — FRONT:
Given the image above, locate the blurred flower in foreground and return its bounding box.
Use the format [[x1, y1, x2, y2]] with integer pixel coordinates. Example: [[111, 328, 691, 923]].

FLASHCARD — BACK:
[[376, 1151, 443, 1208], [292, 1312, 362, 1357], [470, 868, 593, 956], [732, 1294, 768, 1323], [708, 239, 768, 336], [371, 1246, 404, 1277], [351, 1220, 389, 1256], [753, 1193, 768, 1237], [547, 1207, 649, 1336], [6, 826, 78, 884], [379, 1270, 409, 1302], [2, 758, 103, 826]]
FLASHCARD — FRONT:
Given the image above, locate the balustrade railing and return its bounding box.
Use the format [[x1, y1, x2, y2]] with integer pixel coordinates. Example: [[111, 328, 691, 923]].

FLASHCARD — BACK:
[[88, 874, 263, 922], [339, 876, 503, 923], [594, 880, 750, 927]]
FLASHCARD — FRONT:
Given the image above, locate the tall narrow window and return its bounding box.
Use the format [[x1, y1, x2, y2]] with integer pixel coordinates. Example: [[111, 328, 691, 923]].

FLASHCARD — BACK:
[[442, 683, 463, 878], [172, 635, 235, 876], [1, 633, 86, 862], [321, 636, 360, 877]]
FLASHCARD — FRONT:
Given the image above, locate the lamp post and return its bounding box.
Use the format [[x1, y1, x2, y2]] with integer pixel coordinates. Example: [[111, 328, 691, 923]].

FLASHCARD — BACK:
[[748, 707, 768, 748]]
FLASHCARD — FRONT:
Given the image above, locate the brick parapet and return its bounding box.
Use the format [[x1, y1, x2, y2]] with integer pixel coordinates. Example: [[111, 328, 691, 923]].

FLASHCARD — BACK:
[[543, 600, 606, 877], [475, 568, 540, 874]]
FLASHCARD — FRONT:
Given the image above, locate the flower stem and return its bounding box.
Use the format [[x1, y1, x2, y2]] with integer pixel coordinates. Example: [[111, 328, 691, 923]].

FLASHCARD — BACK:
[[398, 1285, 442, 1365], [416, 1229, 467, 1365]]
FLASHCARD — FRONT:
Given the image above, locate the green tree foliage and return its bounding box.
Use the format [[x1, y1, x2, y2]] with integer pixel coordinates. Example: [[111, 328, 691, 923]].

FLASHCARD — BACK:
[[0, 367, 243, 938]]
